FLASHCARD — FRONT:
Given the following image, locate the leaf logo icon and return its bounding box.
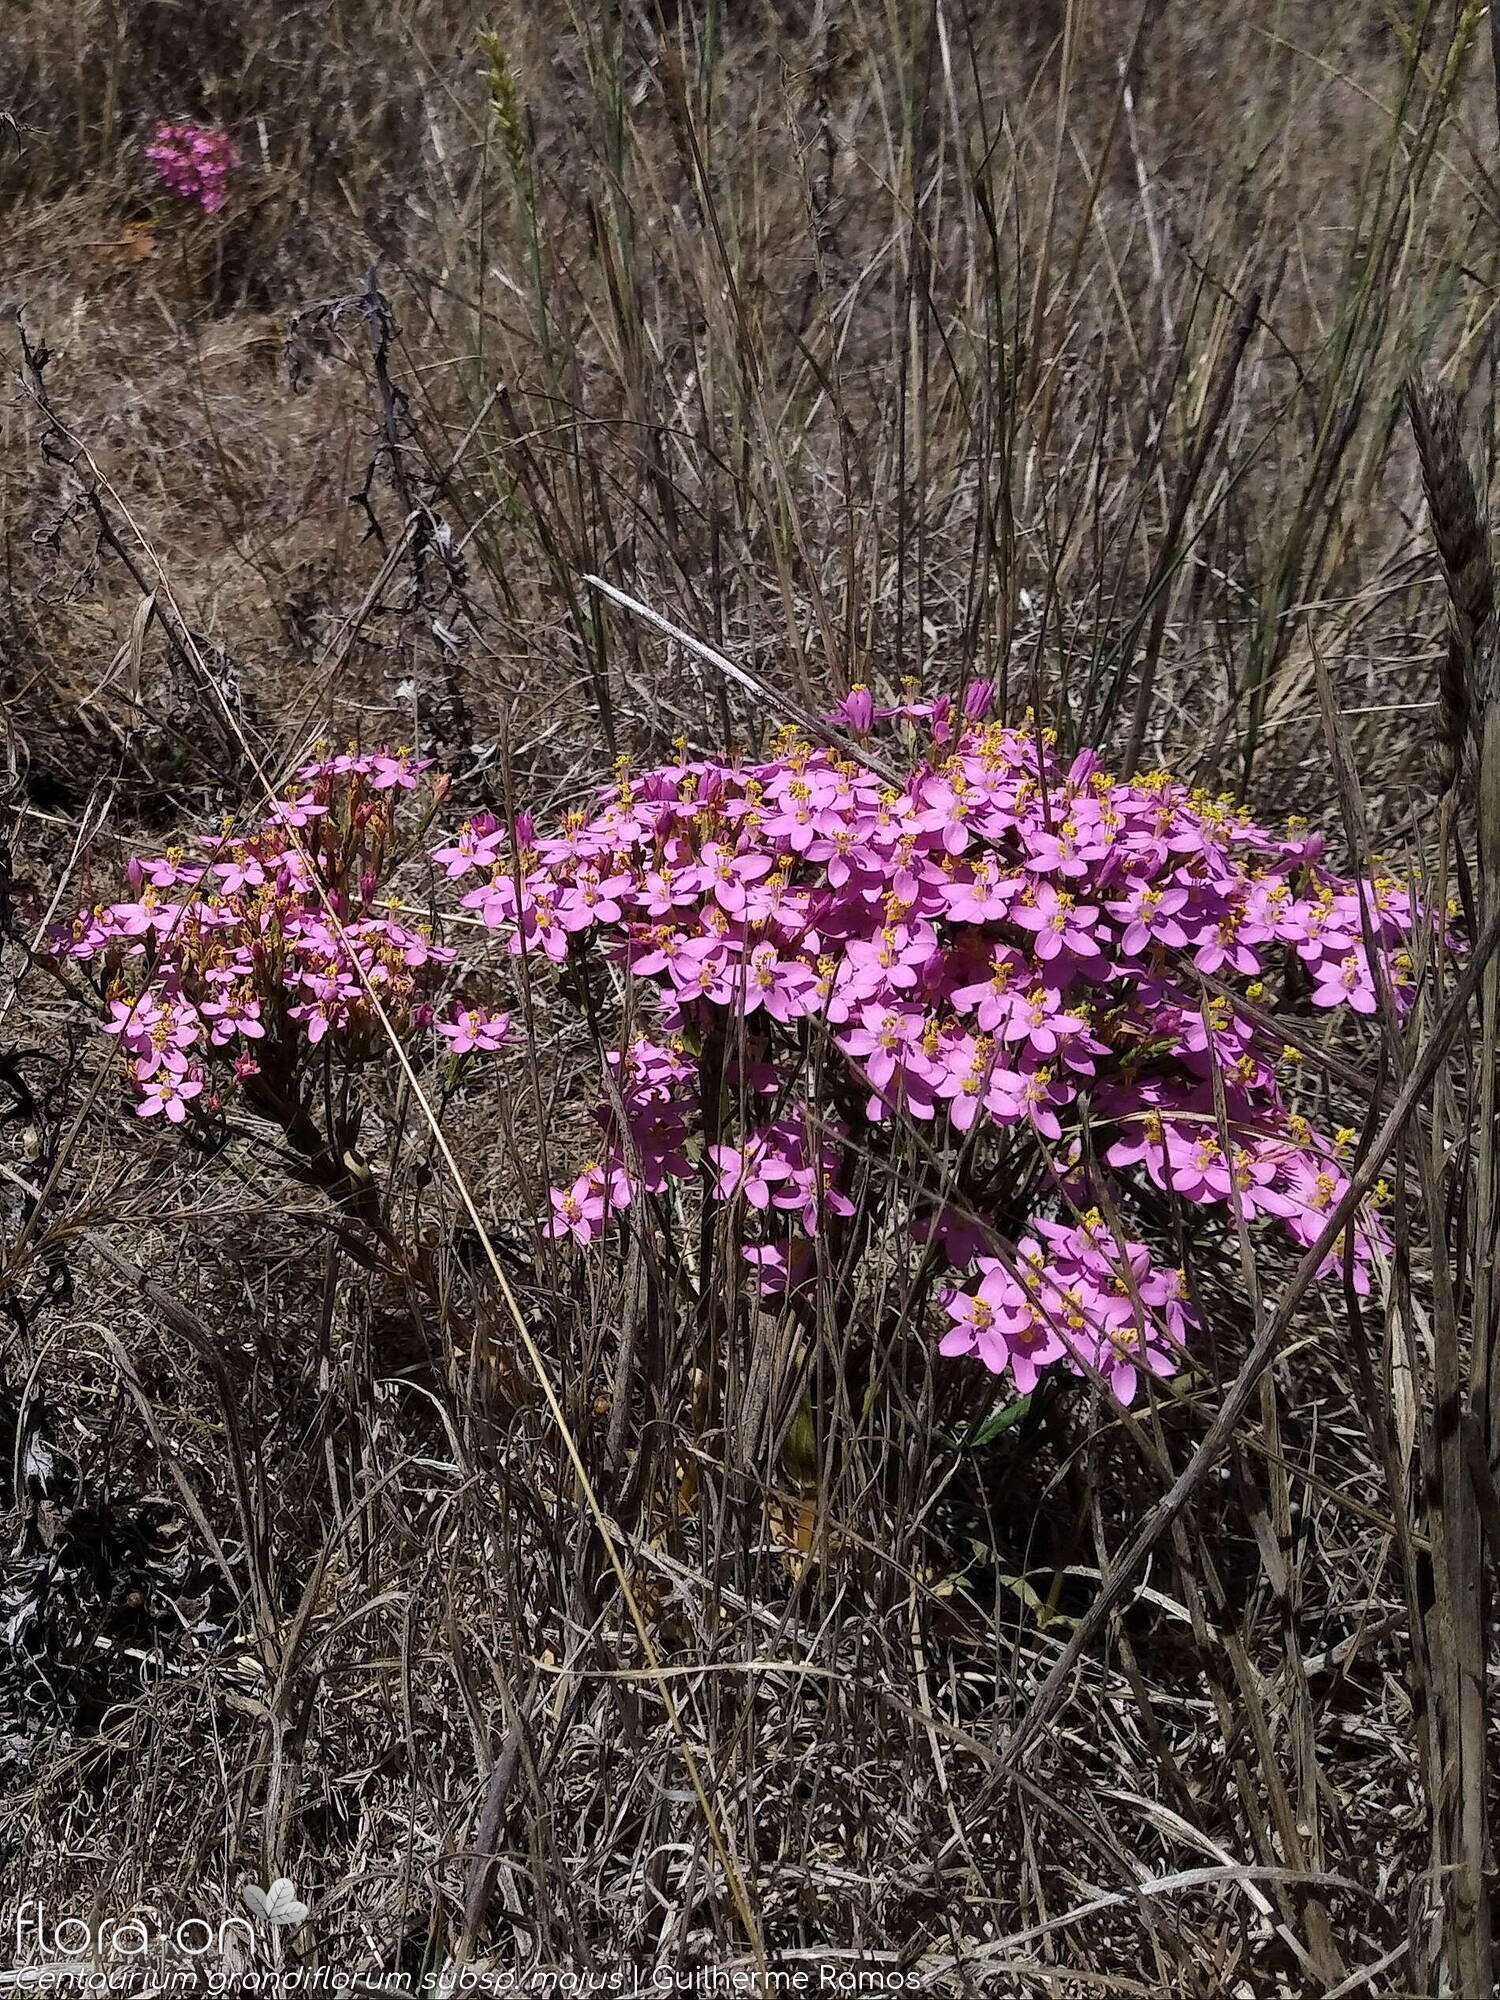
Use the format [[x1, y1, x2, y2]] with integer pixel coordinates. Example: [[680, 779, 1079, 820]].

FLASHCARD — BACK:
[[242, 1879, 311, 1926]]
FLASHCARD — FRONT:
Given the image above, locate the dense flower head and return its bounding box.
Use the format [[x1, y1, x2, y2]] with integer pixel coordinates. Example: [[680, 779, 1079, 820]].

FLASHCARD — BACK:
[[145, 122, 240, 213], [52, 750, 504, 1124], [442, 696, 1430, 1404]]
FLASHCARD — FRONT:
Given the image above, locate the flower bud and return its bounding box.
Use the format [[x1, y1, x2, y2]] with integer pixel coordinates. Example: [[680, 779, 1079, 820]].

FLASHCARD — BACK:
[[835, 686, 876, 734]]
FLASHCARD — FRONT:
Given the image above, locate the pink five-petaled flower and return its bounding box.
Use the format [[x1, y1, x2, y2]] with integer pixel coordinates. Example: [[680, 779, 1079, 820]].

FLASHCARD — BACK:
[[202, 994, 265, 1045], [1105, 880, 1190, 957], [555, 868, 633, 932], [941, 861, 1021, 924], [1310, 951, 1378, 1015], [1093, 1319, 1181, 1406], [939, 1282, 1011, 1373], [436, 1007, 514, 1055], [708, 1137, 792, 1209], [103, 994, 164, 1054], [1192, 910, 1262, 978], [1010, 883, 1104, 964], [366, 752, 429, 791], [136, 1070, 204, 1124], [264, 794, 328, 830], [543, 1170, 611, 1245], [689, 843, 775, 916], [837, 1003, 926, 1090], [433, 817, 503, 878], [739, 943, 821, 1023], [214, 852, 267, 896], [939, 1259, 1068, 1391]]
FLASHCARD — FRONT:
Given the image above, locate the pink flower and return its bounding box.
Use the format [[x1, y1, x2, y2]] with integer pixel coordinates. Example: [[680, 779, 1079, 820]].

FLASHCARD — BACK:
[[202, 993, 265, 1045], [556, 868, 634, 931], [1191, 912, 1262, 977], [1106, 881, 1190, 957], [513, 890, 573, 964], [940, 1260, 1069, 1389], [437, 1008, 515, 1055], [1310, 951, 1378, 1015], [831, 686, 876, 733], [837, 1003, 926, 1091], [1161, 1129, 1234, 1204], [738, 944, 822, 1023], [1010, 884, 1104, 963], [433, 818, 503, 878], [742, 1239, 816, 1296], [1093, 1320, 1182, 1405], [214, 852, 267, 896], [708, 1137, 792, 1209], [103, 994, 163, 1053], [137, 1071, 204, 1124], [264, 795, 327, 830], [145, 122, 240, 213], [950, 949, 1026, 1031], [941, 861, 1022, 925], [366, 752, 428, 791], [543, 1172, 611, 1245], [687, 843, 775, 916]]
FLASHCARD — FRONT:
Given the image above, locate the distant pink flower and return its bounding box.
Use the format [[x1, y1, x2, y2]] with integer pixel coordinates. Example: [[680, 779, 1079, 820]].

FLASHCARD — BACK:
[[145, 122, 240, 213]]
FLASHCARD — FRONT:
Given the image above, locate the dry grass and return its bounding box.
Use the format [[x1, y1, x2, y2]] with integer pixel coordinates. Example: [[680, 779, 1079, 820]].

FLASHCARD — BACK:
[[2, 1, 1500, 1992]]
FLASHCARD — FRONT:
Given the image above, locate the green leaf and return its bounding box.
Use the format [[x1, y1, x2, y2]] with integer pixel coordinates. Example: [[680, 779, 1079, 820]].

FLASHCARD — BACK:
[[965, 1393, 1032, 1449]]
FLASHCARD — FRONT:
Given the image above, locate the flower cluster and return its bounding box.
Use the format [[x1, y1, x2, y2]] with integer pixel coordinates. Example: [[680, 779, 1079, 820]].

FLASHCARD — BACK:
[[543, 1040, 696, 1244], [145, 122, 240, 213], [939, 1215, 1192, 1407], [440, 688, 1423, 1403], [54, 751, 510, 1124]]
